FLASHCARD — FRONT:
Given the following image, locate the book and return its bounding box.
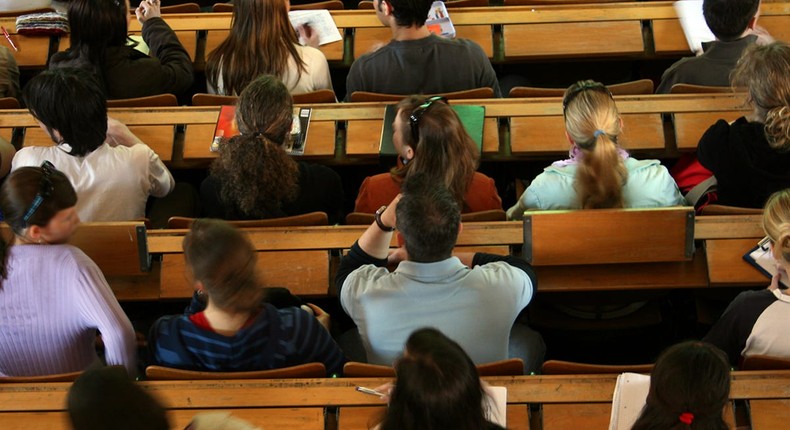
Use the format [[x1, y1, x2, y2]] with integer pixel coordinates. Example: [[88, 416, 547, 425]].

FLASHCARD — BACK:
[[482, 385, 507, 428], [211, 105, 312, 156], [288, 10, 343, 46], [379, 104, 485, 156], [608, 372, 651, 430], [673, 0, 715, 53], [743, 238, 790, 289], [426, 1, 456, 39]]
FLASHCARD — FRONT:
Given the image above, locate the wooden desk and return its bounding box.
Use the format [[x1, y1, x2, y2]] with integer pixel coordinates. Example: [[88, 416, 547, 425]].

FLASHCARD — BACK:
[[0, 17, 54, 69]]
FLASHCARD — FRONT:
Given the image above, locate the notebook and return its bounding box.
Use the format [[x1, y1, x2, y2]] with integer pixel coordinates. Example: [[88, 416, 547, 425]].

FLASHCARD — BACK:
[[609, 372, 651, 430], [743, 237, 790, 289]]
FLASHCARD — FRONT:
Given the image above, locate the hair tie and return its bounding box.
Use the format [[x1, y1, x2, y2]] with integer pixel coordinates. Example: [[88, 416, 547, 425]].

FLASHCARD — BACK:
[[678, 412, 694, 425], [593, 129, 606, 138]]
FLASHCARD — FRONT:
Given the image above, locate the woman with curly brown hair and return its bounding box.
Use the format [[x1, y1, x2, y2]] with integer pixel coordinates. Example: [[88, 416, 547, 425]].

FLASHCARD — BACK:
[[697, 41, 790, 208], [200, 74, 343, 223]]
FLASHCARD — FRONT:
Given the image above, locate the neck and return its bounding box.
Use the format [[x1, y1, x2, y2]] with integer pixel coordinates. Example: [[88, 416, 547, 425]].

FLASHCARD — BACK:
[[391, 25, 431, 41], [13, 234, 44, 246], [203, 301, 254, 336]]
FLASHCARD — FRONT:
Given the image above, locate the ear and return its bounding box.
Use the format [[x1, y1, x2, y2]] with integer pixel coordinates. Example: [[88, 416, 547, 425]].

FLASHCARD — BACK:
[[396, 231, 405, 247], [194, 280, 205, 294], [564, 130, 574, 145], [618, 116, 624, 131], [458, 222, 464, 236], [747, 15, 757, 30], [380, 0, 393, 15], [403, 145, 415, 161]]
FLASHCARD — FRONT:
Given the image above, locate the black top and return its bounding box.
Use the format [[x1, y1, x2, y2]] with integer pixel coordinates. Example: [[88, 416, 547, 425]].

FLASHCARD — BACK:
[[200, 161, 344, 224], [697, 117, 790, 208]]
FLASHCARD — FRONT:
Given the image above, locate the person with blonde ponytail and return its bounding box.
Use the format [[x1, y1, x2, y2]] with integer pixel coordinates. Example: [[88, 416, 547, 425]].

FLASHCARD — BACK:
[[704, 188, 790, 365], [697, 41, 790, 208], [507, 80, 683, 218]]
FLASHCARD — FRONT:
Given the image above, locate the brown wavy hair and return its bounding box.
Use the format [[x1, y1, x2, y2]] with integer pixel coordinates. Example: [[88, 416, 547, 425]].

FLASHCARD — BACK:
[[206, 0, 306, 95], [731, 41, 790, 152], [210, 75, 299, 219], [391, 96, 479, 209], [563, 80, 628, 209]]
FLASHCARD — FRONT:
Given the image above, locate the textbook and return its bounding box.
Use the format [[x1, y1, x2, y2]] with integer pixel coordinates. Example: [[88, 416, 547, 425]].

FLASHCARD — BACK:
[[379, 104, 485, 156], [211, 105, 312, 156], [673, 0, 715, 53], [426, 1, 456, 39], [608, 372, 650, 430], [288, 10, 343, 46], [743, 238, 790, 289]]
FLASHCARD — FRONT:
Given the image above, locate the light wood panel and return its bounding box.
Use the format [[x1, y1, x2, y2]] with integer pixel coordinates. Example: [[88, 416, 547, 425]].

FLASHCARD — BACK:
[[705, 238, 768, 287]]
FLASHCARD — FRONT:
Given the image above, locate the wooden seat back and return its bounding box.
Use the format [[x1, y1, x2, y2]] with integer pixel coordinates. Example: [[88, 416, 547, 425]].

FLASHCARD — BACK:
[[741, 355, 790, 371], [166, 212, 330, 229], [509, 79, 654, 97], [542, 360, 653, 375], [0, 370, 81, 383], [0, 97, 20, 109], [345, 209, 505, 225], [106, 94, 179, 108], [191, 92, 236, 106], [158, 3, 201, 13], [700, 204, 763, 216], [350, 87, 495, 102], [145, 362, 327, 380], [669, 84, 733, 94], [68, 222, 151, 276], [343, 358, 523, 378], [522, 207, 694, 266]]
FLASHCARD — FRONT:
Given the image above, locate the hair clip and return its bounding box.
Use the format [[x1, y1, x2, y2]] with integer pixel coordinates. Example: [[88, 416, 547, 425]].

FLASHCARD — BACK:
[[678, 412, 694, 425]]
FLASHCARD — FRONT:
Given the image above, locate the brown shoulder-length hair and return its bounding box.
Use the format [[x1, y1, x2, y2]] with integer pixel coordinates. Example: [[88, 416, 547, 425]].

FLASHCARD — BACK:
[[183, 219, 265, 313], [563, 80, 628, 209], [205, 0, 306, 95], [391, 96, 479, 209]]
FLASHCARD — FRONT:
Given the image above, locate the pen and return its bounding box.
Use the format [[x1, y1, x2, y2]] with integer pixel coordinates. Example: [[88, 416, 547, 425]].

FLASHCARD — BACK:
[[356, 386, 386, 397], [1, 27, 17, 52]]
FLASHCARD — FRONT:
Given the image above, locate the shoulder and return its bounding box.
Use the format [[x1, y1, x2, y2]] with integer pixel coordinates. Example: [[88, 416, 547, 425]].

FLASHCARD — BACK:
[[298, 161, 340, 179], [295, 44, 328, 63], [342, 265, 393, 295]]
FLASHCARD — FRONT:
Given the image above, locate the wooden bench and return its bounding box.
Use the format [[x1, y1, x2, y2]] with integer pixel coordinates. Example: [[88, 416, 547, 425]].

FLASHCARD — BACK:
[[696, 214, 767, 287], [2, 371, 790, 429], [0, 17, 55, 69]]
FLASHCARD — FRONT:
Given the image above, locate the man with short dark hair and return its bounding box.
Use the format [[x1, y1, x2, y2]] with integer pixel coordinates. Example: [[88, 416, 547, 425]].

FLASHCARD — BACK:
[[336, 174, 543, 372], [344, 0, 501, 101], [656, 0, 773, 93]]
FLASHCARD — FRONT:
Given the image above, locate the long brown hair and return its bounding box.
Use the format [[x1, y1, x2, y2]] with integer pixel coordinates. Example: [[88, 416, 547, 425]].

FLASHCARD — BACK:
[[205, 0, 306, 95], [731, 41, 790, 152], [391, 96, 479, 209], [0, 164, 78, 281], [563, 80, 628, 209]]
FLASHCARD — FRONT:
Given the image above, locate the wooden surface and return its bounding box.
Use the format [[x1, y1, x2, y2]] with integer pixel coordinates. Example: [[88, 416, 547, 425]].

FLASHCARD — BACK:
[[705, 238, 768, 287]]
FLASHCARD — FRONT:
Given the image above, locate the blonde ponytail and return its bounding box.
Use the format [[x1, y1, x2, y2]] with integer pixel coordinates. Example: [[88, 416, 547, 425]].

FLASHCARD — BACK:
[[763, 189, 790, 263], [575, 133, 628, 208]]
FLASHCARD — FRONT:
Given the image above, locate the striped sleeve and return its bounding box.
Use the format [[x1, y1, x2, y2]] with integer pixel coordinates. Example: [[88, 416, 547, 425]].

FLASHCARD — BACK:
[[284, 308, 347, 376]]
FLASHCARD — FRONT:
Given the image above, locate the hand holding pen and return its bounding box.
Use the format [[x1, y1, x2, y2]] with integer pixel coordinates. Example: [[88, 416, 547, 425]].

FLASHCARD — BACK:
[[297, 23, 320, 49]]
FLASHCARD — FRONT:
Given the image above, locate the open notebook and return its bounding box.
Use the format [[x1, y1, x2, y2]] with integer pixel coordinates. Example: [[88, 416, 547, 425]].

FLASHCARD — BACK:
[[609, 372, 651, 430]]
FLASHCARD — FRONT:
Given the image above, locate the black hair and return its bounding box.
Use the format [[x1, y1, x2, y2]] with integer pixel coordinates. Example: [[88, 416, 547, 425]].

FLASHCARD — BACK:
[[68, 366, 169, 430], [631, 341, 730, 430], [380, 328, 500, 430], [386, 0, 433, 27], [702, 0, 760, 41], [23, 68, 108, 157], [395, 172, 461, 263], [0, 165, 78, 281]]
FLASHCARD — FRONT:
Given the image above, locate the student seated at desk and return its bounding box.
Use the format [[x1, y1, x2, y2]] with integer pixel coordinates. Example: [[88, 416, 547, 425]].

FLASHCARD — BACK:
[[0, 164, 136, 377], [49, 0, 193, 99], [370, 328, 505, 430], [704, 189, 790, 366], [656, 0, 773, 93], [149, 218, 346, 376], [12, 68, 175, 222], [506, 81, 684, 219], [201, 74, 344, 224], [630, 341, 730, 430], [354, 96, 501, 214], [696, 42, 790, 209], [206, 0, 333, 96]]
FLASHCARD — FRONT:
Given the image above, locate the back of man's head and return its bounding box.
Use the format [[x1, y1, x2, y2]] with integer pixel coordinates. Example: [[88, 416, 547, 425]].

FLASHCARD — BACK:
[[385, 0, 433, 28], [703, 0, 760, 41], [396, 173, 461, 263], [23, 68, 107, 157]]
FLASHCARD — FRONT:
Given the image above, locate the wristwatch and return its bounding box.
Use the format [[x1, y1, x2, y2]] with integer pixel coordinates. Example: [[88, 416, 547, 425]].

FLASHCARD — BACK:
[[374, 205, 396, 232]]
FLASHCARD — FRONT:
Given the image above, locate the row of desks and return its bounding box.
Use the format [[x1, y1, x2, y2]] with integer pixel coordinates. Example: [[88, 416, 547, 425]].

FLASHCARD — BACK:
[[2, 371, 790, 429], [0, 93, 752, 168], [2, 2, 789, 69], [64, 212, 769, 302]]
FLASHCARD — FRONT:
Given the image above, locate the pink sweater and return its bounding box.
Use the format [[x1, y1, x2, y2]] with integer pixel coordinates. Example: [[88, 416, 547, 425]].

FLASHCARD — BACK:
[[0, 244, 136, 376]]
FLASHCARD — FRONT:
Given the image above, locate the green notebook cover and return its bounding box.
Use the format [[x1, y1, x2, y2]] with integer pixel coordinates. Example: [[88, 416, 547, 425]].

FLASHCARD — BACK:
[[379, 104, 485, 156]]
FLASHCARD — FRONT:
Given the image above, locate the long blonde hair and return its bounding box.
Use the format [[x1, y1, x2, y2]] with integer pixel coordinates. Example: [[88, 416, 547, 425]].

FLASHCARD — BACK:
[[206, 0, 306, 95], [763, 188, 790, 263], [731, 42, 790, 152], [563, 80, 628, 209]]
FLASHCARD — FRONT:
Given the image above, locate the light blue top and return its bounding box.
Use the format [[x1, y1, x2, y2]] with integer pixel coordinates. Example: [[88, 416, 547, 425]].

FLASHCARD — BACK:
[[506, 157, 686, 219]]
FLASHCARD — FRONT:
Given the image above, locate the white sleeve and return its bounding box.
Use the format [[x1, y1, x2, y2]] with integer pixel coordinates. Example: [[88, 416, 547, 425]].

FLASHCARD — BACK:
[[73, 253, 137, 375], [147, 147, 175, 197]]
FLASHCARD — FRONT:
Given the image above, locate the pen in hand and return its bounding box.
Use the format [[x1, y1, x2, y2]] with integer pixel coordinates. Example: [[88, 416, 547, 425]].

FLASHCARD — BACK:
[[1, 27, 18, 52]]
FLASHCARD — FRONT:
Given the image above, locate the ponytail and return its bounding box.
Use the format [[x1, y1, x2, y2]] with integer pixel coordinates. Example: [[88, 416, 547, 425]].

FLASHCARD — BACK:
[[765, 105, 790, 152], [575, 133, 628, 209]]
